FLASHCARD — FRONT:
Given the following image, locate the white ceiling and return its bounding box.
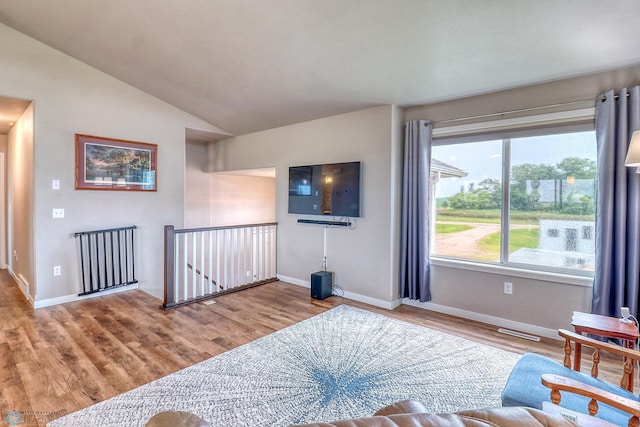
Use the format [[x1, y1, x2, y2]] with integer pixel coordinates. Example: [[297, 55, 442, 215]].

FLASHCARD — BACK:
[[1, 1, 639, 136]]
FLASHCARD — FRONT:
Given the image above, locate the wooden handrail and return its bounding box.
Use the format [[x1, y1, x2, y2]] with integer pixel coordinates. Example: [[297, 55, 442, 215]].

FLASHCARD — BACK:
[[171, 222, 278, 234]]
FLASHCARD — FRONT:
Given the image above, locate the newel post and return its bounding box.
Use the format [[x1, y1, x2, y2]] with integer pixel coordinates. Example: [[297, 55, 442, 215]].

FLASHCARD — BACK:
[[163, 225, 175, 309]]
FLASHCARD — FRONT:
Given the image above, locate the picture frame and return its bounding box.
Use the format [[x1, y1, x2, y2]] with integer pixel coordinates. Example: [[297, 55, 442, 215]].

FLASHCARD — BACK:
[[75, 134, 157, 191]]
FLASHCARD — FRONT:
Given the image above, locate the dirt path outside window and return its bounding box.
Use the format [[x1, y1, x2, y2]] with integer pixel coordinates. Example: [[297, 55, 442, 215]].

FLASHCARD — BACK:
[[434, 221, 538, 260]]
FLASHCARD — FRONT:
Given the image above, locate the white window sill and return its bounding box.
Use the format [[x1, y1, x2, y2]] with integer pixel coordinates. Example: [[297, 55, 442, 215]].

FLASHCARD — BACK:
[[429, 256, 594, 287]]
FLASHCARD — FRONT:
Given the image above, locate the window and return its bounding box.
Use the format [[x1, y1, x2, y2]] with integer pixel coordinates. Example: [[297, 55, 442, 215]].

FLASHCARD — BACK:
[[431, 128, 596, 274], [431, 139, 502, 263]]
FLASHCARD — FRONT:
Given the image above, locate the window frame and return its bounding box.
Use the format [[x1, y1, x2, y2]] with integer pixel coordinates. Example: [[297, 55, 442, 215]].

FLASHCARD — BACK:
[[430, 121, 596, 279]]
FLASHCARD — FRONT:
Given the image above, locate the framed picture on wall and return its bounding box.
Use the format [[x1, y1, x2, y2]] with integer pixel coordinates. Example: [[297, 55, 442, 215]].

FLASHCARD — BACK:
[[75, 134, 157, 191]]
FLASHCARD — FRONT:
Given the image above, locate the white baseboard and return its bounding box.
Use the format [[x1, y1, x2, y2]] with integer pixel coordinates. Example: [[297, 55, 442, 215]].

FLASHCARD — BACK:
[[277, 274, 401, 310], [33, 283, 139, 309], [6, 267, 140, 309], [277, 274, 308, 287], [7, 267, 31, 305], [17, 274, 30, 303], [342, 290, 401, 310], [402, 299, 559, 341]]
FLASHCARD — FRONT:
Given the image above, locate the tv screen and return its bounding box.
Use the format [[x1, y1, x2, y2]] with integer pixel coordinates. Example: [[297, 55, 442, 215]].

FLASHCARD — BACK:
[[288, 161, 361, 217]]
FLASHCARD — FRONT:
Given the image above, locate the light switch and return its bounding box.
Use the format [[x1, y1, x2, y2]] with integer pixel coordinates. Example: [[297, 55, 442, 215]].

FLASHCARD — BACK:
[[52, 179, 60, 190], [52, 208, 64, 218]]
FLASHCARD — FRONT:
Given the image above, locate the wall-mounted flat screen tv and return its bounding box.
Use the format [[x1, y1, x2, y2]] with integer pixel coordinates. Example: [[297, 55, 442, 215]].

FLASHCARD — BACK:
[[288, 161, 361, 217]]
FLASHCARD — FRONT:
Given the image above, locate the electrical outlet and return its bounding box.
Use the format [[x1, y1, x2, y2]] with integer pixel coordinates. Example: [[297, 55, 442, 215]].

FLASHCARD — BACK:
[[504, 282, 513, 294], [52, 208, 65, 218], [53, 265, 61, 276]]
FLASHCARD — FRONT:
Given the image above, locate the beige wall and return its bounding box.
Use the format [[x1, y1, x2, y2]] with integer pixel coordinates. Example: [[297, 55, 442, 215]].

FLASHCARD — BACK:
[[389, 105, 403, 301], [210, 106, 396, 304], [209, 173, 275, 226], [185, 140, 276, 228], [7, 104, 34, 297], [0, 22, 226, 304], [185, 141, 212, 228], [421, 264, 593, 334], [0, 134, 7, 268]]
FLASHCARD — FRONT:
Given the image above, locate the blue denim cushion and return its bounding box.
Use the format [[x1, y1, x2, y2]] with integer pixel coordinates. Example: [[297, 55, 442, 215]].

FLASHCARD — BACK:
[[501, 353, 638, 426]]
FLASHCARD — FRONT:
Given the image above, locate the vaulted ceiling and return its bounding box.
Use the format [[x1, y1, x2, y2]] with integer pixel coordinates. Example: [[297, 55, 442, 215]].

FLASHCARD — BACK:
[[1, 1, 639, 136]]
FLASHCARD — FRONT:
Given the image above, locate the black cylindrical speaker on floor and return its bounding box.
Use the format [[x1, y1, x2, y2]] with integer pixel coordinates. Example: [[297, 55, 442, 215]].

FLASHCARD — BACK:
[[311, 271, 333, 300]]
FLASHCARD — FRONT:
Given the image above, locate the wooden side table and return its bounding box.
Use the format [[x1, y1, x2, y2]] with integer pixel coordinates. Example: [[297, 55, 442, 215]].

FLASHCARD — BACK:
[[571, 311, 639, 391]]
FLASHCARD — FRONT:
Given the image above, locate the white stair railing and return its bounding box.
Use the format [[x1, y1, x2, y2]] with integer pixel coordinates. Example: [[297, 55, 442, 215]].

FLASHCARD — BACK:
[[163, 222, 277, 309]]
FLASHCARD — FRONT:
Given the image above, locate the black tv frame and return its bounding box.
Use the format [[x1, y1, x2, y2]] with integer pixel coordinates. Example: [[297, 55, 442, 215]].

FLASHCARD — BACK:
[[287, 161, 361, 217]]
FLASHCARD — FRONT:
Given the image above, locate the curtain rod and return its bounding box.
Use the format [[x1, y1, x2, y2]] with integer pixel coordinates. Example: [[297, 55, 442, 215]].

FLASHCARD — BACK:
[[434, 99, 593, 126]]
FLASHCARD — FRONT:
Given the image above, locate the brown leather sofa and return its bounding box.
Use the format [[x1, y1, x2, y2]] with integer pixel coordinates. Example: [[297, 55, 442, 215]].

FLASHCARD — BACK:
[[145, 400, 579, 426], [292, 400, 579, 427]]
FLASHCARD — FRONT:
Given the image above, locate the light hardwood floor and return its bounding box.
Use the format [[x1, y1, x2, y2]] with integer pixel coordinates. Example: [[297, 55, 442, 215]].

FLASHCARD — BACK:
[[0, 270, 630, 425]]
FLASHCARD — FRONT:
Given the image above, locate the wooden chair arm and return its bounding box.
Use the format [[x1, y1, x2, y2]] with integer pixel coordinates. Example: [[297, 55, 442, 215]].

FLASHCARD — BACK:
[[559, 329, 640, 361], [542, 373, 640, 426]]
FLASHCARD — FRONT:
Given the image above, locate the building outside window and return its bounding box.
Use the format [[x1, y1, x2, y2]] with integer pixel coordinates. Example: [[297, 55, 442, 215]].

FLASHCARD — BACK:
[[431, 127, 596, 275]]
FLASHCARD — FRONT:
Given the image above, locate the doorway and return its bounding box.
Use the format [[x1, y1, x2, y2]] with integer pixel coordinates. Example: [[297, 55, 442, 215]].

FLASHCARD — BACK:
[[184, 135, 276, 229], [0, 95, 34, 300]]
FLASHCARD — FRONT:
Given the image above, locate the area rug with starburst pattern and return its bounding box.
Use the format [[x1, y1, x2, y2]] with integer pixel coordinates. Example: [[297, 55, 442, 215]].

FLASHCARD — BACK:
[[48, 304, 522, 427]]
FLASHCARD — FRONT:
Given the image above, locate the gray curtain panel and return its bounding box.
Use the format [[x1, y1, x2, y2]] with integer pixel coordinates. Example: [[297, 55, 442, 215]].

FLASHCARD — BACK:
[[592, 86, 640, 318], [399, 120, 432, 302]]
